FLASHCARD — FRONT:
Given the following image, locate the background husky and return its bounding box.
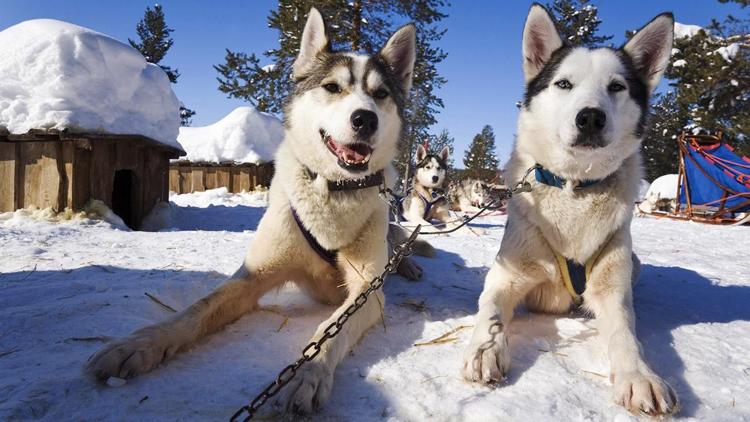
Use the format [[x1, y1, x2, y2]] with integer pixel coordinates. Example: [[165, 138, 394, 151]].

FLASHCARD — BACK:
[[401, 145, 452, 226], [463, 4, 678, 416], [86, 8, 417, 415], [448, 178, 490, 213]]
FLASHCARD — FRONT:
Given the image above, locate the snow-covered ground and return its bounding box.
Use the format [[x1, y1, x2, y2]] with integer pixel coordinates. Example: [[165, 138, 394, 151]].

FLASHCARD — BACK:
[[1, 190, 748, 421]]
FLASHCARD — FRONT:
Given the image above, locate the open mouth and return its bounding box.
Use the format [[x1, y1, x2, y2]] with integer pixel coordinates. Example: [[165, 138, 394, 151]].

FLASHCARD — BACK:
[[320, 129, 372, 172]]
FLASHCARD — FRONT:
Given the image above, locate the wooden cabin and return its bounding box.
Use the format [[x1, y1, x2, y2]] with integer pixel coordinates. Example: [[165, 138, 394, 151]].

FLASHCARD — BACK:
[[168, 161, 274, 194], [0, 129, 184, 229]]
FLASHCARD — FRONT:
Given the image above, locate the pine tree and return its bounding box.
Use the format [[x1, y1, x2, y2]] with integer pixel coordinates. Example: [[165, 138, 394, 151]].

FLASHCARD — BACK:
[[669, 16, 750, 151], [640, 91, 684, 181], [426, 129, 454, 165], [129, 4, 195, 126], [214, 1, 447, 156], [546, 0, 613, 47], [399, 9, 448, 182], [640, 5, 750, 179], [463, 125, 499, 181]]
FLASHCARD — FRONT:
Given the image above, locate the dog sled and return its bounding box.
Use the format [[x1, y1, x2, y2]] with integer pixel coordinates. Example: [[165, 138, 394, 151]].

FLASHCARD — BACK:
[[642, 132, 750, 225]]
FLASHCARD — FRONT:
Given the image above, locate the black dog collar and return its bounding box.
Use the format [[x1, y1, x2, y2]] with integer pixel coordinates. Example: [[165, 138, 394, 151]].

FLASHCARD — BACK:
[[305, 167, 384, 192]]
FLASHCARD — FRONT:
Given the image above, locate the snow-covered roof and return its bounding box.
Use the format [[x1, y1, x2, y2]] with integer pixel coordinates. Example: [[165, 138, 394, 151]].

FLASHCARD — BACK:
[[0, 19, 181, 150], [176, 107, 284, 164], [674, 22, 703, 39]]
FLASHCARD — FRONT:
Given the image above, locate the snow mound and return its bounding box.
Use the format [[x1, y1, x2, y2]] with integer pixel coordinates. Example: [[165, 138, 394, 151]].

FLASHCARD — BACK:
[[639, 174, 679, 214], [0, 19, 181, 149], [176, 107, 283, 164], [674, 22, 703, 39], [646, 174, 679, 201]]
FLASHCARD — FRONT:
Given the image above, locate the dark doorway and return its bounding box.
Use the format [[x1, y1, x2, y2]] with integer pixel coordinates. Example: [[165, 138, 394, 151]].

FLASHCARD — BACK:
[[112, 170, 135, 229]]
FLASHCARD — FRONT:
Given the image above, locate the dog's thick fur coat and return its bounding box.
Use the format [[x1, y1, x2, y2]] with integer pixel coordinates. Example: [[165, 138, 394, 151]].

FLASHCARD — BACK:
[[462, 5, 678, 416], [85, 8, 416, 415]]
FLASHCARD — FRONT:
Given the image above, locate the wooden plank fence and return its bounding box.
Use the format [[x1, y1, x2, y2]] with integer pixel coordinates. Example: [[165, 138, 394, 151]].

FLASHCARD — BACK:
[[169, 161, 274, 194]]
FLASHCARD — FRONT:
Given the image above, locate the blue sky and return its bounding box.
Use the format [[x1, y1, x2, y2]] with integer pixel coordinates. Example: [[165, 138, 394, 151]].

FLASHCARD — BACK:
[[1, 1, 744, 165]]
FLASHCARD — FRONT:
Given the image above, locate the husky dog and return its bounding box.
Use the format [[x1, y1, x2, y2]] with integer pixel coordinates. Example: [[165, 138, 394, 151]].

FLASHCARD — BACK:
[[448, 178, 491, 213], [86, 9, 417, 414], [462, 5, 678, 416], [401, 145, 452, 226]]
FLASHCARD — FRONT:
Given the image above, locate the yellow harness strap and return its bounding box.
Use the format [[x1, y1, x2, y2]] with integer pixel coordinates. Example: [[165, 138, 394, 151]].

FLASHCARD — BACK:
[[553, 236, 612, 306]]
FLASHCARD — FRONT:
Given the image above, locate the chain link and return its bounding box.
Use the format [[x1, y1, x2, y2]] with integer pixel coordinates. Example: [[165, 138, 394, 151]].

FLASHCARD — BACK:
[[230, 165, 538, 421], [230, 225, 421, 422]]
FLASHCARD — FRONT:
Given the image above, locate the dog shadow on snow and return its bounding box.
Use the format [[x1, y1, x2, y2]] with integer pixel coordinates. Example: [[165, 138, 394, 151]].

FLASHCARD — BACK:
[[0, 247, 480, 420], [454, 264, 750, 418], [632, 264, 750, 416], [4, 260, 744, 419]]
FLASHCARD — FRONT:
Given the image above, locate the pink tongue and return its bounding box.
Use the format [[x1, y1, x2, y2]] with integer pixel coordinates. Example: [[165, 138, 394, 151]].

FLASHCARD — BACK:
[[337, 144, 368, 162]]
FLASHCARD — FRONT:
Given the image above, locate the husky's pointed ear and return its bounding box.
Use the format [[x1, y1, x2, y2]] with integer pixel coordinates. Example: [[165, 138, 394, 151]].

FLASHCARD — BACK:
[[622, 13, 674, 92], [438, 146, 450, 162], [380, 24, 416, 95], [293, 8, 329, 79], [522, 4, 563, 82], [415, 144, 427, 162]]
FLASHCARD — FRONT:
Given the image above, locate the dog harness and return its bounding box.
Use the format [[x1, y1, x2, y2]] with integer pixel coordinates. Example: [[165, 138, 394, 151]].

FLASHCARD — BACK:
[[395, 189, 446, 221], [417, 189, 446, 220], [291, 168, 385, 267], [553, 245, 610, 306], [533, 164, 608, 305]]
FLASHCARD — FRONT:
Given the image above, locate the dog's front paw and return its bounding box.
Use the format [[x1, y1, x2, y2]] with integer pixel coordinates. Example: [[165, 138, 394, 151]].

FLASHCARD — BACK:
[[85, 327, 181, 381], [279, 362, 334, 415], [612, 371, 679, 416], [461, 324, 510, 384]]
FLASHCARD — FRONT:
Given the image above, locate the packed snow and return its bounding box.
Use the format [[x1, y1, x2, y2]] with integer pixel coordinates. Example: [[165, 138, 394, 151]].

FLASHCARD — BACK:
[[176, 107, 283, 164], [715, 43, 741, 62], [674, 22, 703, 39], [646, 174, 679, 201], [0, 19, 181, 149], [1, 189, 749, 421]]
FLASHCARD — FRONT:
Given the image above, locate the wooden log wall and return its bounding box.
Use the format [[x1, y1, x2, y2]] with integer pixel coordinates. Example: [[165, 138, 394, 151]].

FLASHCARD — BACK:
[[168, 162, 274, 194], [1, 131, 181, 229]]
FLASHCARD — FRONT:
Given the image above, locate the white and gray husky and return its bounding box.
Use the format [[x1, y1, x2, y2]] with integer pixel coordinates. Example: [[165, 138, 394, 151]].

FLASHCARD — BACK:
[[463, 4, 678, 416], [448, 178, 491, 213], [401, 144, 452, 226], [86, 8, 420, 414]]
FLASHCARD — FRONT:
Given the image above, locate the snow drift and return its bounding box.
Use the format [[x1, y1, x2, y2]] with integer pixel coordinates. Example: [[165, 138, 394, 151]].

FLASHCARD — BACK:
[[0, 19, 181, 149], [176, 107, 283, 164], [639, 174, 679, 213], [674, 22, 703, 39]]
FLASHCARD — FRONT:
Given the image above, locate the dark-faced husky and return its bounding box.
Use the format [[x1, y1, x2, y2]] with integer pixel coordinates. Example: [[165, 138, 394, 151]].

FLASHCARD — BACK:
[[86, 8, 419, 414], [401, 145, 452, 226], [463, 4, 678, 416]]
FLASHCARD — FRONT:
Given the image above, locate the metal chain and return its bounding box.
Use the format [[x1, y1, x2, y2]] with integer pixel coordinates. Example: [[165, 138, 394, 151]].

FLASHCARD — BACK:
[[230, 225, 421, 422], [229, 164, 538, 420], [379, 164, 537, 235]]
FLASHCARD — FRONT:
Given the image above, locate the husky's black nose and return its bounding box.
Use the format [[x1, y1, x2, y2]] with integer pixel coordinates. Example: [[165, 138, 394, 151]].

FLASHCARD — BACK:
[[432, 175, 439, 183], [351, 109, 378, 139], [576, 108, 606, 134]]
